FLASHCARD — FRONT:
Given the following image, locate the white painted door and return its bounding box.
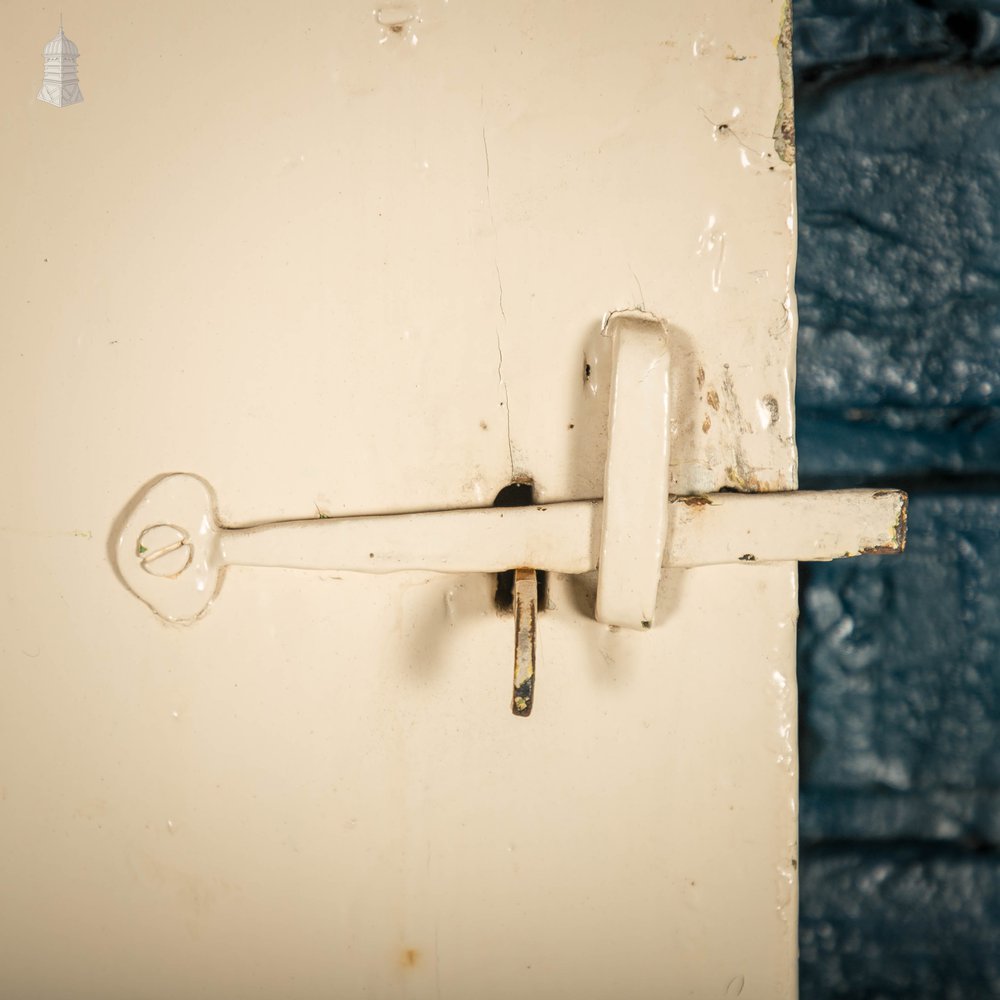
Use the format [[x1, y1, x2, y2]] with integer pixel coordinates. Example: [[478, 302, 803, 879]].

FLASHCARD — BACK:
[[1, 3, 806, 997]]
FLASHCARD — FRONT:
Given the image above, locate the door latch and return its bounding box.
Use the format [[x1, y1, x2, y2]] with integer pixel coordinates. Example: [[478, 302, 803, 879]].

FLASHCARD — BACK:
[[114, 311, 907, 714]]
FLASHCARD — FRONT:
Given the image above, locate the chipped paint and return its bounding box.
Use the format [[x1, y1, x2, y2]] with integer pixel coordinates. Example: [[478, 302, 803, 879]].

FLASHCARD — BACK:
[[773, 0, 795, 165], [725, 463, 765, 493], [714, 366, 772, 493], [859, 491, 908, 555]]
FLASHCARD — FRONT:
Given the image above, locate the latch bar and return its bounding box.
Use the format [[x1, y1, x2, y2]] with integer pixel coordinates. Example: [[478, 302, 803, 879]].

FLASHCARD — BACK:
[[115, 474, 905, 623], [230, 488, 906, 570]]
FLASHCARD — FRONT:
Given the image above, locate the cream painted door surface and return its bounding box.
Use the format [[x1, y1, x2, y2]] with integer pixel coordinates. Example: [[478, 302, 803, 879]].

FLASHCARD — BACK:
[[1, 3, 800, 998]]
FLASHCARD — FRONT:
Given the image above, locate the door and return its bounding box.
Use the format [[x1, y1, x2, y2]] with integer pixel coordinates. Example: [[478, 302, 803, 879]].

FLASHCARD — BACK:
[[1, 3, 809, 997]]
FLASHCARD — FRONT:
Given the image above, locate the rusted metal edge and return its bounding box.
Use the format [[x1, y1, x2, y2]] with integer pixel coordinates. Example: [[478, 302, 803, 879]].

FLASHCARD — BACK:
[[512, 568, 537, 717], [859, 491, 908, 555]]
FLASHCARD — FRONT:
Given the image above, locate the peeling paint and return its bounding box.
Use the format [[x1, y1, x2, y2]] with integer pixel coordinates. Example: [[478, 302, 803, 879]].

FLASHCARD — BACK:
[[773, 0, 795, 165], [725, 464, 765, 492], [719, 368, 765, 492]]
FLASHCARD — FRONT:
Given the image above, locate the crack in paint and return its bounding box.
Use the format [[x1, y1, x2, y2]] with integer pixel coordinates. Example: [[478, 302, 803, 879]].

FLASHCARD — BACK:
[[629, 266, 646, 310], [483, 112, 514, 478], [481, 120, 506, 321], [496, 328, 515, 478]]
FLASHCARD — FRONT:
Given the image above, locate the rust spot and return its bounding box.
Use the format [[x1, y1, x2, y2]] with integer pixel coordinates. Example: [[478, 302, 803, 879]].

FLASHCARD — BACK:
[[672, 494, 714, 508], [773, 0, 795, 165], [873, 490, 893, 498], [739, 553, 756, 562], [400, 948, 420, 968], [480, 420, 488, 430], [702, 414, 712, 434], [706, 389, 720, 411], [696, 365, 705, 388], [859, 542, 898, 556], [583, 355, 592, 385]]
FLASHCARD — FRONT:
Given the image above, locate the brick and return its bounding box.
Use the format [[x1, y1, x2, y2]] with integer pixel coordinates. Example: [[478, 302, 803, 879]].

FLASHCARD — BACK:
[[797, 407, 1000, 480], [794, 67, 1000, 409], [801, 788, 1000, 844], [800, 846, 1000, 999], [794, 0, 1000, 73], [799, 495, 1000, 797]]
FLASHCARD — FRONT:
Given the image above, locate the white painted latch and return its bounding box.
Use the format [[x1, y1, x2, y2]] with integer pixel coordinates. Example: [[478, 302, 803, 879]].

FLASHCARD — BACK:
[[596, 311, 671, 631], [114, 310, 906, 714]]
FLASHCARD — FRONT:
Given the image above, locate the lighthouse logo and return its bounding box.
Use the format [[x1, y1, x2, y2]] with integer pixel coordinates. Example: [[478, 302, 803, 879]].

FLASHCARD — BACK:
[[37, 20, 83, 108]]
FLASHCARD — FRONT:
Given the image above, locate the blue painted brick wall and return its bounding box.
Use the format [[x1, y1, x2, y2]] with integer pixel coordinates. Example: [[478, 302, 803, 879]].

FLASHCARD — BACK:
[[793, 2, 1000, 996]]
